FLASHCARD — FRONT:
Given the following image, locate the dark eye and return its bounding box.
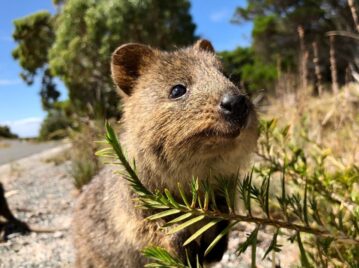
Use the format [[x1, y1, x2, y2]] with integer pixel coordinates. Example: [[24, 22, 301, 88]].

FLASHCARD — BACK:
[[169, 84, 187, 99]]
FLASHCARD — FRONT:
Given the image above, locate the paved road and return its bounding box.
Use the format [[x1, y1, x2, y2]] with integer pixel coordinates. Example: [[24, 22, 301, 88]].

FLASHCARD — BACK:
[[0, 139, 60, 165]]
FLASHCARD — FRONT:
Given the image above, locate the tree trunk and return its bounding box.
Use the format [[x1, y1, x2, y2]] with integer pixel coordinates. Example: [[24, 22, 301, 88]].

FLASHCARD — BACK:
[[329, 36, 339, 94], [348, 0, 359, 33], [297, 26, 308, 92], [312, 42, 323, 96]]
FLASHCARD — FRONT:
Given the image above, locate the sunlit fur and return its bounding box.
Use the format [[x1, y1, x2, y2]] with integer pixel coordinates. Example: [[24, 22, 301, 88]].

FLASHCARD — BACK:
[[121, 47, 258, 193]]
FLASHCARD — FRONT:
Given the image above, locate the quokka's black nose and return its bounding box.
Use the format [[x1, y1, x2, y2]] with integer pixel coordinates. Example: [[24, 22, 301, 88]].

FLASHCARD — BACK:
[[219, 94, 250, 125]]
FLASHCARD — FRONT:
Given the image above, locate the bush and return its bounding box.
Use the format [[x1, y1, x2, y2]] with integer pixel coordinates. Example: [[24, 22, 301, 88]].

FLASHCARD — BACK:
[[0, 125, 18, 139], [39, 109, 72, 140], [219, 47, 277, 93], [99, 87, 359, 267], [241, 61, 277, 92], [71, 120, 103, 189]]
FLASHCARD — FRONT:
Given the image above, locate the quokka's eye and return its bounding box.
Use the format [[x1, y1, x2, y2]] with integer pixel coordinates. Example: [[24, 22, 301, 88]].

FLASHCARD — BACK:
[[169, 84, 187, 99]]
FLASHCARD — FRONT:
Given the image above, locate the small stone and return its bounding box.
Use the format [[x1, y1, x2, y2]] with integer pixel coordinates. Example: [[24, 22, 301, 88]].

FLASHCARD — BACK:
[[7, 233, 20, 240], [30, 232, 37, 238], [12, 243, 21, 252], [54, 231, 64, 239]]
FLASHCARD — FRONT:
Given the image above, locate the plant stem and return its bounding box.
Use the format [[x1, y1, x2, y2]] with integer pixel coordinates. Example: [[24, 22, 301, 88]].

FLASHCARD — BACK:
[[256, 151, 356, 213], [154, 204, 359, 245], [251, 226, 259, 268]]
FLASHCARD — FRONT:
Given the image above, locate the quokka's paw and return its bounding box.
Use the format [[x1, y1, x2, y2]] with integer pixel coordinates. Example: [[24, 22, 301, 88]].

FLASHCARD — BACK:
[[2, 220, 30, 241]]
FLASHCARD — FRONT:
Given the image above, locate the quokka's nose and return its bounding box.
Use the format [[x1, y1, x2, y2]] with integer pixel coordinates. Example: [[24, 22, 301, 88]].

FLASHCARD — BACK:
[[219, 94, 250, 125]]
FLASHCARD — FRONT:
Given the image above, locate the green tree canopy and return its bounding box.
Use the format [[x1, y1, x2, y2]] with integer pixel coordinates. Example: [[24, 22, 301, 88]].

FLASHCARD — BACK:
[[13, 0, 197, 119], [0, 125, 18, 139], [220, 47, 277, 92], [232, 0, 359, 85], [13, 11, 59, 110]]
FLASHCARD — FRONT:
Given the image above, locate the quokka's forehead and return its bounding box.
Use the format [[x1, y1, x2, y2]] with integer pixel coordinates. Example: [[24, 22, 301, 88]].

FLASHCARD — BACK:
[[154, 48, 222, 70]]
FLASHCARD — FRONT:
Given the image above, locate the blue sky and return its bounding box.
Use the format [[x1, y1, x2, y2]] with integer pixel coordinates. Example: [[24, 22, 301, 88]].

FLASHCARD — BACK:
[[0, 0, 252, 137]]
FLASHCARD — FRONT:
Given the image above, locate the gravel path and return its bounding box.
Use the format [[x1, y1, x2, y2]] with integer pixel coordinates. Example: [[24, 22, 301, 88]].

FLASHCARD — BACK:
[[0, 144, 75, 268], [0, 144, 298, 268]]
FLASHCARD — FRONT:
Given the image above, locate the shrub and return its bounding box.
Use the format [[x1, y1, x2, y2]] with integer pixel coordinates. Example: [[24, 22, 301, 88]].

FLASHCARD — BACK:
[[39, 109, 72, 140], [219, 47, 277, 93], [71, 120, 103, 189], [0, 125, 18, 139], [99, 114, 358, 267]]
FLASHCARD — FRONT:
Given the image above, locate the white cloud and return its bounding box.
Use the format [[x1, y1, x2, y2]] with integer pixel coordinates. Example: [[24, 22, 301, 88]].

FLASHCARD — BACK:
[[0, 79, 21, 86], [1, 117, 44, 138], [209, 9, 230, 22]]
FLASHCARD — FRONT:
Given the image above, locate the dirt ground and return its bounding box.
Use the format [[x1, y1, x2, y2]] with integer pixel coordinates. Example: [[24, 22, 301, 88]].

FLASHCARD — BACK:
[[0, 144, 75, 268], [0, 145, 299, 268]]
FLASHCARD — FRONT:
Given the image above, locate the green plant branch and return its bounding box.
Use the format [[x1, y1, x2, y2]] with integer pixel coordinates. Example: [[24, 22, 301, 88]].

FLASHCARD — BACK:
[[101, 122, 359, 267], [148, 200, 359, 245], [256, 151, 357, 214]]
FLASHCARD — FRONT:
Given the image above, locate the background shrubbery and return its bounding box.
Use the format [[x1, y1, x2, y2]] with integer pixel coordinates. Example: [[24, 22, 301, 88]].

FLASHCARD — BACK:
[[39, 109, 72, 140], [70, 120, 103, 189], [0, 125, 18, 139]]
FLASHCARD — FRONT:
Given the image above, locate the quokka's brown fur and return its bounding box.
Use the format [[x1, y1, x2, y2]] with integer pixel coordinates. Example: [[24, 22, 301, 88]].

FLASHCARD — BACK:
[[73, 39, 258, 267]]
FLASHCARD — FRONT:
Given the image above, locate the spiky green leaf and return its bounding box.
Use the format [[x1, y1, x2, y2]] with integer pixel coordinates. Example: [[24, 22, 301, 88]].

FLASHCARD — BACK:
[[237, 225, 259, 256], [178, 183, 190, 208], [165, 213, 193, 226], [143, 246, 187, 268], [165, 189, 180, 209], [183, 219, 222, 246], [147, 209, 182, 221], [167, 215, 205, 235], [204, 221, 238, 256], [296, 232, 312, 268], [262, 228, 282, 260]]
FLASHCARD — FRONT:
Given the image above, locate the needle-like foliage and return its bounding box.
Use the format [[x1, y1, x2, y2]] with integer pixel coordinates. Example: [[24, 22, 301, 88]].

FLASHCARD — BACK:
[[98, 121, 359, 267]]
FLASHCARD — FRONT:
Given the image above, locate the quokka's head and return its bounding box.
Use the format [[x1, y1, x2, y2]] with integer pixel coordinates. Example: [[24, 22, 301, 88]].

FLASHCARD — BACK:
[[111, 40, 258, 180]]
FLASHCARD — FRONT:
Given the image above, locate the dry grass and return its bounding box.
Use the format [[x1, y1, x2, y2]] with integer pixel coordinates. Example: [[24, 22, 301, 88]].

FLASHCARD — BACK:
[[70, 121, 103, 189], [0, 141, 10, 149], [43, 147, 71, 166], [260, 83, 359, 168], [9, 162, 23, 178]]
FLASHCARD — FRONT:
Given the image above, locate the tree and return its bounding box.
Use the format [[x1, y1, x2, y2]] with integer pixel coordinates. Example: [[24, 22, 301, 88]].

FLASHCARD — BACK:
[[220, 47, 254, 88], [100, 121, 359, 267], [12, 11, 59, 110], [0, 125, 18, 139], [232, 0, 359, 86], [220, 47, 277, 93], [39, 109, 72, 140], [13, 0, 197, 119]]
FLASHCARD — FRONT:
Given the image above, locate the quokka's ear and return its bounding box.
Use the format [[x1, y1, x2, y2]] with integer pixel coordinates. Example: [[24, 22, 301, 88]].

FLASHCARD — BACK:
[[193, 39, 215, 53], [111, 43, 154, 96]]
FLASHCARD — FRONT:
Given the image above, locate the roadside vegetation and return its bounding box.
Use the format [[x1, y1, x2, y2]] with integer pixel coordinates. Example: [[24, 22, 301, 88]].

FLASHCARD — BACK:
[[0, 125, 18, 139], [102, 85, 359, 266], [70, 120, 103, 189]]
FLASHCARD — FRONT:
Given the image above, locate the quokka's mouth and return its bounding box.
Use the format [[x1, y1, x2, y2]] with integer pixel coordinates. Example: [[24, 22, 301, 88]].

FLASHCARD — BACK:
[[194, 127, 242, 139]]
